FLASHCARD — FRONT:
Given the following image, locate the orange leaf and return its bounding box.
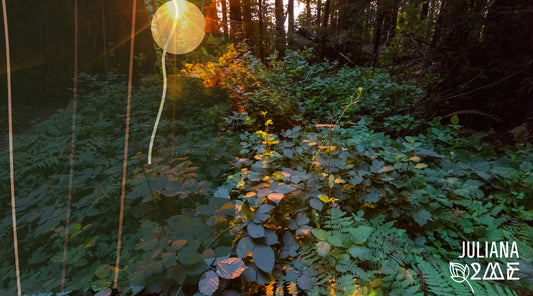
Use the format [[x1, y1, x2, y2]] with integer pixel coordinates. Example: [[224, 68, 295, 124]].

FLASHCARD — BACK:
[[415, 163, 428, 169], [267, 193, 284, 204], [379, 166, 394, 173]]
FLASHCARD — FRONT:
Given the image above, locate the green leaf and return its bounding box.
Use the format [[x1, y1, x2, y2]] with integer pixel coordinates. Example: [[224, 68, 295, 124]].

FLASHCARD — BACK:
[[179, 246, 202, 265], [328, 174, 335, 188], [236, 236, 255, 258], [312, 229, 328, 240], [412, 209, 432, 226], [214, 187, 230, 199], [270, 182, 294, 194], [253, 204, 275, 223], [297, 274, 314, 291], [348, 246, 370, 260], [199, 270, 219, 296], [247, 223, 265, 238], [316, 241, 330, 257], [327, 232, 344, 247], [264, 230, 279, 245], [349, 225, 373, 244], [216, 257, 247, 279], [364, 189, 383, 203], [252, 244, 275, 273]]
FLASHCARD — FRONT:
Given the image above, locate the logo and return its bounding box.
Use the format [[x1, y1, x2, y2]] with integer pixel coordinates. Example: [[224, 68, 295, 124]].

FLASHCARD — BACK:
[[449, 241, 520, 294], [450, 262, 474, 293]]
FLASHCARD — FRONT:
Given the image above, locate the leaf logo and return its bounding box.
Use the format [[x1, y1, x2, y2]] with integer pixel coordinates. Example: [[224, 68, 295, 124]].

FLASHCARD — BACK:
[[450, 262, 474, 294]]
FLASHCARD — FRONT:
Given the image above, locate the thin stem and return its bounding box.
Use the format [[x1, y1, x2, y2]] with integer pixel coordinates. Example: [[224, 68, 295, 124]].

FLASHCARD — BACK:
[[114, 0, 137, 288], [2, 0, 21, 294], [61, 0, 79, 291]]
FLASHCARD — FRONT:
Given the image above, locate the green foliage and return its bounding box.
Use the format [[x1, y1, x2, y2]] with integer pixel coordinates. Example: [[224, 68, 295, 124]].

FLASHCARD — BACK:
[[1, 52, 532, 296], [0, 73, 239, 294]]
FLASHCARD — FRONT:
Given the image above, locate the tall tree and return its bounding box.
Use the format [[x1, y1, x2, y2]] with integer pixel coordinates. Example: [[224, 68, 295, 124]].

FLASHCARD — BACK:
[[221, 0, 229, 35], [258, 0, 266, 59], [0, 0, 155, 107], [287, 0, 295, 47], [305, 0, 311, 26], [322, 0, 331, 29], [274, 0, 285, 55], [241, 0, 253, 45], [316, 0, 322, 27], [229, 0, 243, 43]]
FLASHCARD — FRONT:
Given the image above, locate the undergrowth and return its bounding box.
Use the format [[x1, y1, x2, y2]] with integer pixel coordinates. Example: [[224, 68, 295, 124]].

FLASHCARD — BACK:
[[1, 50, 532, 296]]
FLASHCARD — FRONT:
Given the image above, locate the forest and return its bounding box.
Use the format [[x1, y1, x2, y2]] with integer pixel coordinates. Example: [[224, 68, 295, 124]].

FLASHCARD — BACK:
[[1, 0, 532, 295]]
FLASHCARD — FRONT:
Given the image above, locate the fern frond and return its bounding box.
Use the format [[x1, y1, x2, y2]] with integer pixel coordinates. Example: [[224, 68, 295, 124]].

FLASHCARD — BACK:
[[417, 260, 457, 295]]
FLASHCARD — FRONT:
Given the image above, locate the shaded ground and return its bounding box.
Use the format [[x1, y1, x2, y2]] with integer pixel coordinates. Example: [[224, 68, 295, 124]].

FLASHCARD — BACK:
[[0, 103, 65, 150]]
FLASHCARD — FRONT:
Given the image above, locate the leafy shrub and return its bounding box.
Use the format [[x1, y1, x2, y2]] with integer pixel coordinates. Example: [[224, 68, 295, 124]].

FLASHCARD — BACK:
[[0, 73, 239, 294], [214, 107, 532, 295]]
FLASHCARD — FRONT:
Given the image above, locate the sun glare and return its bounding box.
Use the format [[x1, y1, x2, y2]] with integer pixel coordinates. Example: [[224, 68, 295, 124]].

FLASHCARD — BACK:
[[151, 0, 205, 55], [167, 0, 185, 20]]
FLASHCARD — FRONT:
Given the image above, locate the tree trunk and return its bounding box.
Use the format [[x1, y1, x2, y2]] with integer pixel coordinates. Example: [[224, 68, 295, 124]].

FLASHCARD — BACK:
[[306, 0, 311, 26], [287, 0, 294, 47], [316, 0, 322, 27], [242, 0, 253, 45], [0, 0, 154, 107], [274, 0, 285, 55], [221, 0, 229, 35], [229, 0, 243, 43], [322, 0, 330, 29], [258, 0, 265, 60], [373, 0, 399, 63], [101, 0, 108, 80], [382, 1, 399, 44]]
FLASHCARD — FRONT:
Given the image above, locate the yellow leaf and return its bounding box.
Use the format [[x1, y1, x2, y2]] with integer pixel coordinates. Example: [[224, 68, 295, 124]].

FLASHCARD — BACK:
[[451, 114, 459, 125], [409, 156, 421, 162], [318, 194, 330, 203]]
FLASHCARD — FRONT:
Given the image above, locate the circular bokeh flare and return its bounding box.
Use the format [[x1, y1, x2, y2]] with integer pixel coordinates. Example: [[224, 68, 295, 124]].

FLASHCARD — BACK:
[[151, 0, 205, 55]]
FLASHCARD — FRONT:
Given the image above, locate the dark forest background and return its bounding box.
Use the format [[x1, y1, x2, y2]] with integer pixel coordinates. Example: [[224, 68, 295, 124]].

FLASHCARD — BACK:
[[1, 0, 532, 139]]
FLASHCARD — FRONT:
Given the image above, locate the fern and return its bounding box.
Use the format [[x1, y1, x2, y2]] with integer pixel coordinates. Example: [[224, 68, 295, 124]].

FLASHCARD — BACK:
[[417, 259, 458, 295], [384, 267, 423, 296]]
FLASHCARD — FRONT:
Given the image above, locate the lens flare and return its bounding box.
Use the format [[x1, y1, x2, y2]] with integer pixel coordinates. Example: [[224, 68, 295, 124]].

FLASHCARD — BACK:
[[151, 0, 205, 55]]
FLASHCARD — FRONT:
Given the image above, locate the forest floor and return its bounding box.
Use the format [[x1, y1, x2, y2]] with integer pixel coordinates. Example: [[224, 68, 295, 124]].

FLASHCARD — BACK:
[[0, 103, 63, 149]]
